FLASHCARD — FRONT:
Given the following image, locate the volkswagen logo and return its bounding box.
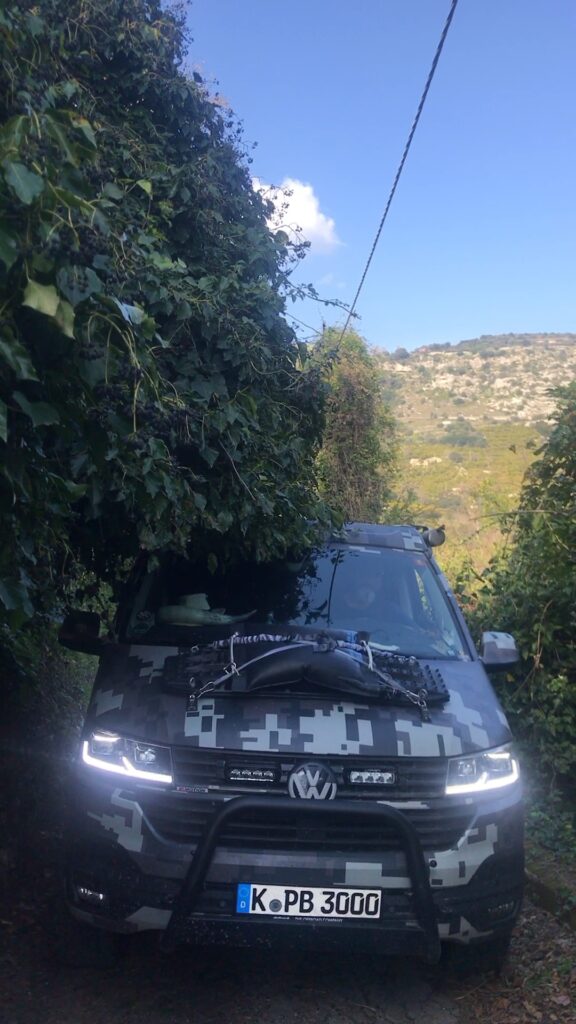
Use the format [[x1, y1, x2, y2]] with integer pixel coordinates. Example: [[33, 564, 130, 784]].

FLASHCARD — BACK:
[[288, 762, 337, 800]]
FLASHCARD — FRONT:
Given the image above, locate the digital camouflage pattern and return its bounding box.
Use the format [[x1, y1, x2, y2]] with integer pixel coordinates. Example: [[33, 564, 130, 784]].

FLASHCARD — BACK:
[[72, 647, 521, 945], [67, 525, 524, 951], [71, 767, 522, 944], [86, 645, 510, 756]]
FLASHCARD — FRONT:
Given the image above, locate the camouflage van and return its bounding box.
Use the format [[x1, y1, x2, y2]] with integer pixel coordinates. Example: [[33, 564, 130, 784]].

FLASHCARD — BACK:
[[60, 523, 524, 966]]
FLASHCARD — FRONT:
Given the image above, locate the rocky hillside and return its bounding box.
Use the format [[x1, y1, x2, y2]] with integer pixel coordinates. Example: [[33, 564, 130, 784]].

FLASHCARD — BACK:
[[377, 334, 576, 571]]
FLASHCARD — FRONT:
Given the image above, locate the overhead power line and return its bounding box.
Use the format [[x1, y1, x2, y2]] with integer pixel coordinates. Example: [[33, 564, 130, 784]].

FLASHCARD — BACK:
[[287, 312, 322, 335], [337, 0, 460, 343]]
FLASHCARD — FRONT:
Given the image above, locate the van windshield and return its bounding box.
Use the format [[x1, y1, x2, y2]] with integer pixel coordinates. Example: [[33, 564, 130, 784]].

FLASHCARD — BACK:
[[125, 546, 468, 660]]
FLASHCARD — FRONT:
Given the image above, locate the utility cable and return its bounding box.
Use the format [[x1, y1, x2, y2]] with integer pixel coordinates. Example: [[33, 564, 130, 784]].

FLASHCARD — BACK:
[[287, 312, 322, 335], [337, 0, 460, 343]]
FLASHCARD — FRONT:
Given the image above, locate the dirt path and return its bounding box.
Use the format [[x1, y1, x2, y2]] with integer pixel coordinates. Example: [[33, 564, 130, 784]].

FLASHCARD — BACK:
[[2, 931, 463, 1024], [1, 886, 575, 1024]]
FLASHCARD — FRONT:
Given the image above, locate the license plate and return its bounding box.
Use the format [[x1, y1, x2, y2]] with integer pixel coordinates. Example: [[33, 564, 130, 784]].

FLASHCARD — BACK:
[[236, 883, 381, 919]]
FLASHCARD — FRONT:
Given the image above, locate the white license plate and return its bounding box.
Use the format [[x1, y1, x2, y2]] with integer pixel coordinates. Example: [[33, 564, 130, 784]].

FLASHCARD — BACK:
[[236, 883, 381, 919]]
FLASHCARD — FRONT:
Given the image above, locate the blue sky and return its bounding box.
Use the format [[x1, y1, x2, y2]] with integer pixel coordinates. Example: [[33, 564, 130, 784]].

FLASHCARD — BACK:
[[187, 0, 576, 351]]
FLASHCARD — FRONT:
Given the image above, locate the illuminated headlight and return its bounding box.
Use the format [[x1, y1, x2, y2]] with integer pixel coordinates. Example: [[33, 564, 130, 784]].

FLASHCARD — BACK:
[[81, 732, 173, 784], [446, 745, 519, 795]]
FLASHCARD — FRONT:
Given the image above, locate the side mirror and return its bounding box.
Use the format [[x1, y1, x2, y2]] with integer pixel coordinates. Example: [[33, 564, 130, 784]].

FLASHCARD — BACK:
[[480, 631, 519, 671], [59, 610, 104, 654]]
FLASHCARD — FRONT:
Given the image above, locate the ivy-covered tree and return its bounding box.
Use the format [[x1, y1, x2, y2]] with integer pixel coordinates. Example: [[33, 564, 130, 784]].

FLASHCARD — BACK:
[[0, 0, 330, 630], [470, 383, 576, 776], [315, 328, 398, 522]]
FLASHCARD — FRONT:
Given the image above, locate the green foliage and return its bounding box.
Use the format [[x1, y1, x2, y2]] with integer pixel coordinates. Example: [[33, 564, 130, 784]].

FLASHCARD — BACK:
[[465, 384, 576, 778], [433, 421, 487, 447], [314, 328, 398, 522], [526, 787, 576, 863], [1, 618, 94, 728], [391, 347, 410, 361], [380, 487, 428, 528], [0, 0, 330, 635]]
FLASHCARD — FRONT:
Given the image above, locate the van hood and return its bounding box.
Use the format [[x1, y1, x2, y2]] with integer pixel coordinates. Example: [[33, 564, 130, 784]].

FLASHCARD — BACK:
[[85, 643, 512, 758]]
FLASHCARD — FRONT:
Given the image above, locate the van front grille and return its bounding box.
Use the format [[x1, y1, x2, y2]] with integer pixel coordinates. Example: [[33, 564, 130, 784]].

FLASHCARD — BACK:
[[170, 747, 448, 801], [139, 748, 472, 853], [139, 791, 473, 853]]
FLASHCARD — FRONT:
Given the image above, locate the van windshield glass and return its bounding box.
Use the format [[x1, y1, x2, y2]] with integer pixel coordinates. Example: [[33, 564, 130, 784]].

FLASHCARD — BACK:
[[125, 546, 468, 660]]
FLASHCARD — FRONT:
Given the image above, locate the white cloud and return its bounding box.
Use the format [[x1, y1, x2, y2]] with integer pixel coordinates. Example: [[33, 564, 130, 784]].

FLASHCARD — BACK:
[[317, 272, 346, 290], [253, 176, 340, 252]]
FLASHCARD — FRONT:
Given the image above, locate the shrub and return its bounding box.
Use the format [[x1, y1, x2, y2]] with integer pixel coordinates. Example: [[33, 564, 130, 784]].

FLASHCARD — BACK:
[[0, 0, 330, 633], [466, 384, 576, 780]]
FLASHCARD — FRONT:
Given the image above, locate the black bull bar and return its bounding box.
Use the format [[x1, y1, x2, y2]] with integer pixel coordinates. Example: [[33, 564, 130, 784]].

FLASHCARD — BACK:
[[161, 796, 441, 962]]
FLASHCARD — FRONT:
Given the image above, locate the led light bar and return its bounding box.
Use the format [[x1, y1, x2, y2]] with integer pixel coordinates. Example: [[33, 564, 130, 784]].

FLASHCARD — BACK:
[[349, 769, 397, 786], [227, 766, 278, 784]]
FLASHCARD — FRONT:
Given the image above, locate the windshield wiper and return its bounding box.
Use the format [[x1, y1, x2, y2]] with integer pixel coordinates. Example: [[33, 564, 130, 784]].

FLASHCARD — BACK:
[[187, 632, 432, 719]]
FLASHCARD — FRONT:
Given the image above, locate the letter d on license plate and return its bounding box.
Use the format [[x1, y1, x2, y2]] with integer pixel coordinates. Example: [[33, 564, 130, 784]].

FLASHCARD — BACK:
[[236, 883, 381, 918]]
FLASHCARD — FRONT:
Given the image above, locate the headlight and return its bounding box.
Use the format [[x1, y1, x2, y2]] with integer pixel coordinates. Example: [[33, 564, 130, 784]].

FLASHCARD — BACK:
[[81, 731, 173, 784], [445, 744, 519, 795]]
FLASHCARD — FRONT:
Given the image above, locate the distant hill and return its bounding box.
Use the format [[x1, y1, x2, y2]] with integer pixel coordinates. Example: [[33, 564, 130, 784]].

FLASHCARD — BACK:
[[416, 331, 576, 356], [376, 334, 576, 571]]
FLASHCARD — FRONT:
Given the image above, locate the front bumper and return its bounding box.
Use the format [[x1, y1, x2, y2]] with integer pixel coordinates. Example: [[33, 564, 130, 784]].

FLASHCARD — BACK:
[[66, 777, 524, 958]]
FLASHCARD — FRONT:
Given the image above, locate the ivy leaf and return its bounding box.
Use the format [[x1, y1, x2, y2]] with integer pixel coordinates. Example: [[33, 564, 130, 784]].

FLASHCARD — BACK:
[[50, 186, 93, 213], [136, 179, 152, 196], [13, 391, 60, 426], [0, 337, 38, 380], [70, 452, 89, 477], [31, 254, 54, 275], [200, 445, 219, 467], [0, 577, 34, 618], [190, 380, 214, 400], [22, 280, 60, 317], [26, 13, 45, 37], [55, 299, 75, 338], [140, 316, 157, 339], [57, 266, 103, 306], [0, 226, 19, 271], [0, 579, 20, 611], [148, 252, 179, 272], [175, 300, 192, 320], [49, 474, 87, 500], [112, 298, 147, 324], [0, 116, 28, 160], [102, 182, 124, 200], [79, 356, 106, 386], [62, 81, 78, 100], [3, 162, 44, 205], [91, 209, 110, 235], [44, 113, 77, 165], [70, 115, 97, 149]]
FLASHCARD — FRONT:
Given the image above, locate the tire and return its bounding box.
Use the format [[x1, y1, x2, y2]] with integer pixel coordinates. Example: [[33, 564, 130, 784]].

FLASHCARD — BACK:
[[49, 903, 125, 969], [442, 931, 512, 978]]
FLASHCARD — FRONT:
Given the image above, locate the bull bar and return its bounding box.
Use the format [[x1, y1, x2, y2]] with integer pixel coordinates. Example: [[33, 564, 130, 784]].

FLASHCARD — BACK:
[[160, 795, 441, 962]]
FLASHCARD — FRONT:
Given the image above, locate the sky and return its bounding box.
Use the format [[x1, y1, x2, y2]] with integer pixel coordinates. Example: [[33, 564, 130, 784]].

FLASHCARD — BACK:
[[186, 0, 576, 351]]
